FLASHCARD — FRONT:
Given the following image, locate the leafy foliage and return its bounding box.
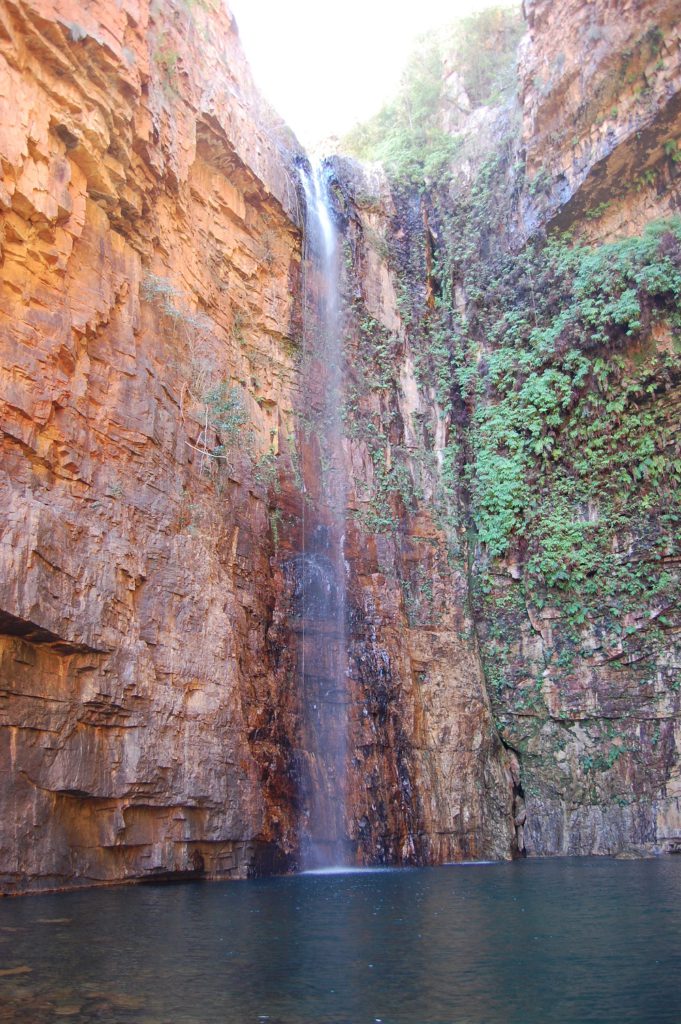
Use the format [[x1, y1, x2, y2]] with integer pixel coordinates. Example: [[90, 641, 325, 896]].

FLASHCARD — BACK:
[[342, 6, 523, 185], [468, 221, 681, 563], [372, 126, 681, 695]]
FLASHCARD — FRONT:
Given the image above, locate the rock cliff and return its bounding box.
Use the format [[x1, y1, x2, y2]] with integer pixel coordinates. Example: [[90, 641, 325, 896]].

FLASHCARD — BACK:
[[0, 0, 679, 893], [337, 0, 680, 858], [483, 0, 681, 856], [337, 0, 681, 858], [0, 0, 305, 890]]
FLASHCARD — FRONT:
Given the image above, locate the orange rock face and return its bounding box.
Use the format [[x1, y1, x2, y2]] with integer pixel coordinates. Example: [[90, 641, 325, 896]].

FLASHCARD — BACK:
[[0, 0, 519, 892], [0, 0, 306, 891]]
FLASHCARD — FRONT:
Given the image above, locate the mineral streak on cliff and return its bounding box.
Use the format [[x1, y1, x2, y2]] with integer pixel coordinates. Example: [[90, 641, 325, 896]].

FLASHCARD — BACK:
[[1, 0, 680, 893]]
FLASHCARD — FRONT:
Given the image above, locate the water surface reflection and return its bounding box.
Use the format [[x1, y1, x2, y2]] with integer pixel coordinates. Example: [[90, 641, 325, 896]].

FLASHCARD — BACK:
[[0, 858, 680, 1023]]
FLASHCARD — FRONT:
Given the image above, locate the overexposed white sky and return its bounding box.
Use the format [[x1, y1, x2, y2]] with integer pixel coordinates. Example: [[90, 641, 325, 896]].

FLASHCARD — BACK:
[[228, 0, 518, 146]]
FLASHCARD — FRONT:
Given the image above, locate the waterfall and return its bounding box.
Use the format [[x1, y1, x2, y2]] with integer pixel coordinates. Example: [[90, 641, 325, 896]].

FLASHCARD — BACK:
[[296, 161, 349, 869]]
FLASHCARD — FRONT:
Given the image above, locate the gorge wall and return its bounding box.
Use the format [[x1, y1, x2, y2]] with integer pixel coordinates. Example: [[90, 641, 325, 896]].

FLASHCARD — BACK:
[[0, 0, 306, 890], [0, 0, 679, 892]]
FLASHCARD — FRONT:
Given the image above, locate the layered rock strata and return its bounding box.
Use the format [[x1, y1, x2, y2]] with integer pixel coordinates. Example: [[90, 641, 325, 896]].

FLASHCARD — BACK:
[[0, 0, 305, 890]]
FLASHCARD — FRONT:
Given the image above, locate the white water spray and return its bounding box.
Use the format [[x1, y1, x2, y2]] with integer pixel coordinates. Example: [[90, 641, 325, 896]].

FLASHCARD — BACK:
[[296, 160, 349, 869]]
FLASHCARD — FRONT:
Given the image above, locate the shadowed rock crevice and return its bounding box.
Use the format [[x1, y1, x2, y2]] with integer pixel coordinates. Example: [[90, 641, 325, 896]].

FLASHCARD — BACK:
[[0, 610, 107, 655]]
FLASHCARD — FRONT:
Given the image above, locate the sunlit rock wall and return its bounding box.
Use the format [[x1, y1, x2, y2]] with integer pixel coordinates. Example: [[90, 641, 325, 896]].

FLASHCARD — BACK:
[[0, 0, 305, 891]]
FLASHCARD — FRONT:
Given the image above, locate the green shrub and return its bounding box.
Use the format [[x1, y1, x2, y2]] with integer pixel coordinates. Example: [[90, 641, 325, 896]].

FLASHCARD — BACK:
[[342, 6, 523, 185]]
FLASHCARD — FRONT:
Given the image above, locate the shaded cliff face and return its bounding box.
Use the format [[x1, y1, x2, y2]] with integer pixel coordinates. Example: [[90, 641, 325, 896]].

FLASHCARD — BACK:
[[519, 0, 681, 240], [487, 0, 681, 856], [333, 0, 680, 858]]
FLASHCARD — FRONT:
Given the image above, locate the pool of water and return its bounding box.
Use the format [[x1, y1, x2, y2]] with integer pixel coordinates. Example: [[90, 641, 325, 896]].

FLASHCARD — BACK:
[[1, 858, 680, 1023]]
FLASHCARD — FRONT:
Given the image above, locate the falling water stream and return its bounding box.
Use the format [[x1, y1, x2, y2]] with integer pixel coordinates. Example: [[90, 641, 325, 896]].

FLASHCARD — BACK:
[[296, 162, 350, 869]]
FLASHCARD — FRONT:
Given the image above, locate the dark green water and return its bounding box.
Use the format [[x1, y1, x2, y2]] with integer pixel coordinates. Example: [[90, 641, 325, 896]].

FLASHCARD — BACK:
[[1, 858, 680, 1023]]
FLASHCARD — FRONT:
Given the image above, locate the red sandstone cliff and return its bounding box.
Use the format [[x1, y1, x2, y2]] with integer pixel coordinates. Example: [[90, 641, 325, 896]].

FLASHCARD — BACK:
[[0, 0, 516, 892], [0, 0, 306, 890]]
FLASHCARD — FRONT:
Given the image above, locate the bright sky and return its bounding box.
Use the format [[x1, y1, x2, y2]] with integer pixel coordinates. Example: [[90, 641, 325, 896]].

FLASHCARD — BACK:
[[228, 0, 518, 146]]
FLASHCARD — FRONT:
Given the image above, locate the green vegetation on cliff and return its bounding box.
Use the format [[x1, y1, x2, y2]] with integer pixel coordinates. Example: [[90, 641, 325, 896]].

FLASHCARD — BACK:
[[412, 139, 681, 681], [342, 6, 523, 184], [468, 221, 681, 566], [338, 10, 681, 834], [473, 221, 680, 674], [345, 133, 680, 699], [329, 0, 681, 855]]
